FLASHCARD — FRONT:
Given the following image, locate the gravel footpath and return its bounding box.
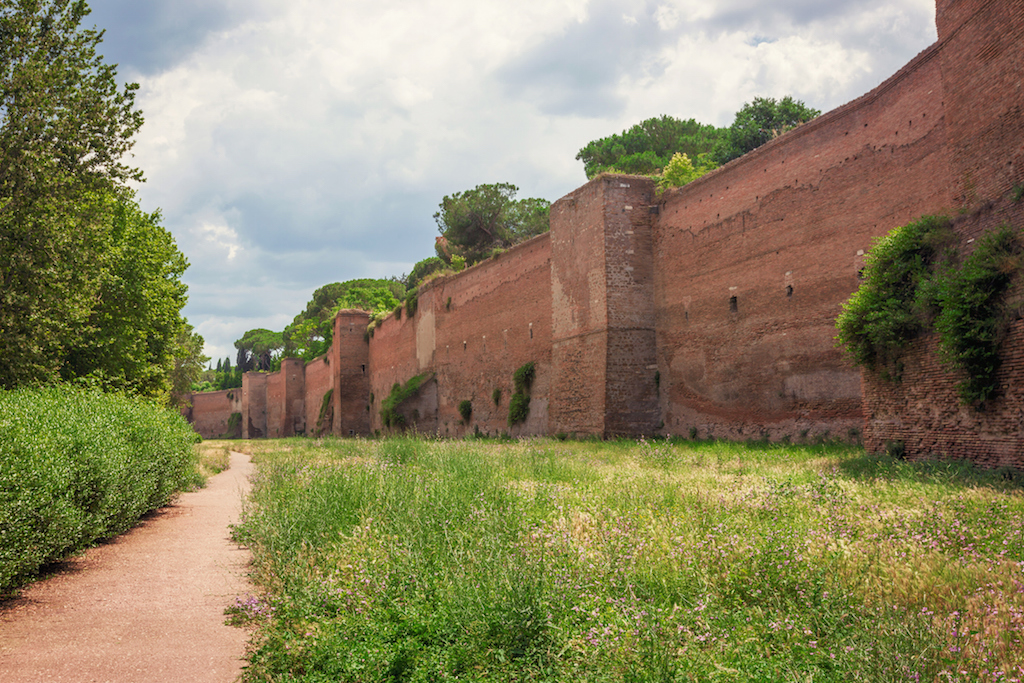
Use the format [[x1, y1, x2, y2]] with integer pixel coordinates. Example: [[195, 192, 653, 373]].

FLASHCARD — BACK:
[[0, 451, 254, 683]]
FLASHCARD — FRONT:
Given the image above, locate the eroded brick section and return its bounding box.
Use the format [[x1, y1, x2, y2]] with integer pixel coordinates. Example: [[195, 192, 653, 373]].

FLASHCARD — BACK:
[[368, 294, 429, 433]]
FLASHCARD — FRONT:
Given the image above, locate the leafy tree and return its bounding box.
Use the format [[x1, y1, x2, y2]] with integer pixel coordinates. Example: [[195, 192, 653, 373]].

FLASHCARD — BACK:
[[60, 192, 189, 398], [235, 329, 284, 372], [170, 321, 208, 408], [282, 279, 402, 361], [712, 96, 821, 165], [434, 183, 550, 266], [576, 115, 727, 179], [657, 152, 717, 192], [0, 0, 144, 388]]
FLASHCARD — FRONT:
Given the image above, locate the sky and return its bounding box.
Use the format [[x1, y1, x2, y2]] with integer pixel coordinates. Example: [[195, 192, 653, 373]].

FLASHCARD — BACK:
[[85, 0, 938, 363]]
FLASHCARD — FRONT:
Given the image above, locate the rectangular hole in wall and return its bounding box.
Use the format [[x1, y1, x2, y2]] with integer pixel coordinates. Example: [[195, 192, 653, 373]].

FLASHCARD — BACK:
[[729, 296, 738, 312]]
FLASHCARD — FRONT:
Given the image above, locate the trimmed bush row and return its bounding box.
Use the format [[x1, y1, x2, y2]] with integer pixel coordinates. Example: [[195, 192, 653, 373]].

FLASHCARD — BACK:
[[0, 386, 201, 594]]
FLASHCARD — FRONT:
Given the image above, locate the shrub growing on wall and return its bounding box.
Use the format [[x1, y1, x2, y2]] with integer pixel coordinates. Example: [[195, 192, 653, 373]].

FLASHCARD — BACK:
[[380, 373, 432, 428], [837, 216, 1021, 405], [934, 225, 1022, 404], [508, 361, 536, 427]]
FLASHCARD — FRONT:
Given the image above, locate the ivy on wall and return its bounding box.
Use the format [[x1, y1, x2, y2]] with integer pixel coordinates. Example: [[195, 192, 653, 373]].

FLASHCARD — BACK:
[[837, 216, 1022, 406]]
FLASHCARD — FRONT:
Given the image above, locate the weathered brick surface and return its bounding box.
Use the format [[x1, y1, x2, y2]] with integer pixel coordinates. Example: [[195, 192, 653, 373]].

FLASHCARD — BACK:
[[186, 389, 241, 439], [265, 358, 305, 438], [368, 235, 553, 437], [334, 310, 371, 436], [550, 177, 660, 437], [303, 355, 332, 436], [241, 372, 266, 439], [652, 38, 952, 442]]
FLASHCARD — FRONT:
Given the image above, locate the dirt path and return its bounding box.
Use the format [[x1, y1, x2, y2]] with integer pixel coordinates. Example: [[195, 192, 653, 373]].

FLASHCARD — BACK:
[[0, 451, 254, 683]]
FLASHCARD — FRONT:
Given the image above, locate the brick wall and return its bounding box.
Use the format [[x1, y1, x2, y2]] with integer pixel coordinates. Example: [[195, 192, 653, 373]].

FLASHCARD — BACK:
[[303, 355, 333, 436], [550, 176, 659, 437], [187, 0, 1023, 466], [186, 389, 242, 439], [652, 39, 952, 442], [334, 309, 371, 436], [242, 372, 266, 439], [860, 0, 1024, 467], [367, 234, 553, 437]]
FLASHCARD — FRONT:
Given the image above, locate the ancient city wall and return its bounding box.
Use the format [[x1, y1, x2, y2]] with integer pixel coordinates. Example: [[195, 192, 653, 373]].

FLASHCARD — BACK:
[[185, 0, 1024, 467]]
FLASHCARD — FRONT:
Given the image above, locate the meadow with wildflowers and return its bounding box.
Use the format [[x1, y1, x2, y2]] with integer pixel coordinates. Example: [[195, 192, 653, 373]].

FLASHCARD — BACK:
[[232, 437, 1024, 682]]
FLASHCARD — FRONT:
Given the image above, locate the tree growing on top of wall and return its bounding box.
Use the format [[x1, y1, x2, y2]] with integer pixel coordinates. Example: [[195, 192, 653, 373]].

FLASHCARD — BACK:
[[434, 183, 550, 266], [711, 96, 821, 165], [576, 115, 727, 179]]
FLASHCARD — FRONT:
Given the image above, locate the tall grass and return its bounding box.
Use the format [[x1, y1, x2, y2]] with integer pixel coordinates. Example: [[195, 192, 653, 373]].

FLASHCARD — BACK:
[[0, 386, 201, 594], [234, 437, 1024, 682]]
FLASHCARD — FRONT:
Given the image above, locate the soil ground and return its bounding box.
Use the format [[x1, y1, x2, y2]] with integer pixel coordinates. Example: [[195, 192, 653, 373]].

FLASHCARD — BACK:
[[0, 451, 253, 683]]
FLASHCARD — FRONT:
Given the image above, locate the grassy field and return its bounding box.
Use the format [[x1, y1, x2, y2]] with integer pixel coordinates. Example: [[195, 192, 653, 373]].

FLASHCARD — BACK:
[[231, 437, 1024, 682]]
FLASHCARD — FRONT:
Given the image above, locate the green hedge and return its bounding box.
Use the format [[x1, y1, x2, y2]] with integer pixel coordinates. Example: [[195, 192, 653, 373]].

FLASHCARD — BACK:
[[0, 387, 201, 594]]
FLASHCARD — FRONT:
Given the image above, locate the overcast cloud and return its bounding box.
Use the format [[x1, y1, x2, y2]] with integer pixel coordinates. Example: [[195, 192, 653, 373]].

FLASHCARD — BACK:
[[85, 0, 937, 362]]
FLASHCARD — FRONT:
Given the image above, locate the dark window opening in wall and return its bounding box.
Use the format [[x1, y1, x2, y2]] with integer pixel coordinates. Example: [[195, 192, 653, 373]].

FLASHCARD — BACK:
[[530, 327, 533, 339], [463, 341, 467, 351], [729, 296, 738, 312], [685, 310, 689, 320], [786, 285, 793, 298], [361, 364, 366, 374], [349, 430, 354, 436]]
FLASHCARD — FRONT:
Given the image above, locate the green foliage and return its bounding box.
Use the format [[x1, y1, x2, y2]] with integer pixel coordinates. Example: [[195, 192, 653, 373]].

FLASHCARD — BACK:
[[838, 218, 1022, 405], [234, 329, 283, 372], [512, 361, 535, 394], [380, 373, 432, 429], [234, 438, 1024, 682], [1012, 185, 1024, 203], [0, 386, 201, 594], [657, 152, 717, 192], [58, 193, 189, 400], [405, 291, 418, 317], [434, 183, 550, 266], [576, 115, 727, 179], [458, 399, 472, 423], [450, 254, 466, 272], [171, 321, 208, 407], [934, 225, 1022, 404], [508, 361, 536, 427], [712, 96, 821, 165], [507, 392, 529, 426], [0, 0, 146, 389], [313, 389, 333, 436], [279, 279, 402, 362], [406, 256, 447, 290], [836, 216, 956, 380]]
